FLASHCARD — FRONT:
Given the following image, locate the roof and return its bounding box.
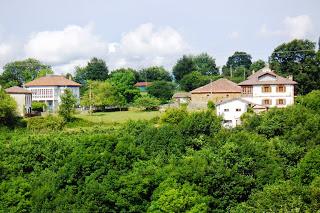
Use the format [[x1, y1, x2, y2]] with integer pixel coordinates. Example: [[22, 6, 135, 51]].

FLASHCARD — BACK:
[[216, 97, 252, 106], [238, 66, 297, 86], [134, 82, 152, 87], [5, 86, 32, 94], [172, 92, 190, 98], [24, 75, 81, 87], [191, 78, 242, 94], [215, 97, 265, 109]]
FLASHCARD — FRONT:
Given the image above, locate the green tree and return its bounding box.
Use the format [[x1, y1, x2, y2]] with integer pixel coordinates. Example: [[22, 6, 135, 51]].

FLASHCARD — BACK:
[[134, 96, 160, 111], [180, 71, 211, 92], [147, 81, 175, 102], [59, 89, 77, 121], [249, 59, 266, 71], [193, 53, 219, 75], [0, 58, 51, 88], [269, 39, 319, 94], [222, 51, 252, 77], [0, 88, 17, 125], [173, 55, 196, 82], [139, 66, 172, 82]]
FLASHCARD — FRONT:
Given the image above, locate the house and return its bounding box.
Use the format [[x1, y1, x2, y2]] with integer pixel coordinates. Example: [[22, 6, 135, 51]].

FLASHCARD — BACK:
[[190, 78, 242, 104], [172, 92, 190, 105], [238, 66, 297, 108], [5, 86, 32, 116], [24, 75, 81, 112], [134, 82, 152, 92], [216, 98, 265, 128]]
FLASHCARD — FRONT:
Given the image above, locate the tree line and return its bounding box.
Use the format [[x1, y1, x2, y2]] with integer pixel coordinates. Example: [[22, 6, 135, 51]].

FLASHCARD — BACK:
[[0, 38, 319, 98]]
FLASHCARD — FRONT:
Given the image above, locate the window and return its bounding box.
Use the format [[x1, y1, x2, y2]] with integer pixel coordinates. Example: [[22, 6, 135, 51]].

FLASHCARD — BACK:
[[236, 108, 241, 112], [262, 99, 272, 105], [242, 86, 253, 94], [224, 109, 229, 112], [262, 85, 271, 93], [276, 99, 286, 105], [276, 85, 286, 92]]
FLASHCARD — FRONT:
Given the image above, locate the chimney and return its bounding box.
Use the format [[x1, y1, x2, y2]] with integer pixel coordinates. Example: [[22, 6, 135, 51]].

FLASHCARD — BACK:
[[252, 70, 255, 74], [287, 75, 293, 80]]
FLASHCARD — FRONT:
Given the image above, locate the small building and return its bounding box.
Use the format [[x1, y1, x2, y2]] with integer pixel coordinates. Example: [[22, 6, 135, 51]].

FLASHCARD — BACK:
[[216, 98, 265, 128], [190, 78, 242, 104], [5, 86, 32, 116], [172, 92, 191, 105], [24, 75, 81, 112], [238, 66, 297, 108], [134, 82, 152, 92]]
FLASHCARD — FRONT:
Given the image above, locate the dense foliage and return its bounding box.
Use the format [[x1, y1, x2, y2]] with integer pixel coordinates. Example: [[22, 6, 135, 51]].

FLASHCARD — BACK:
[[1, 91, 320, 212], [0, 88, 17, 126]]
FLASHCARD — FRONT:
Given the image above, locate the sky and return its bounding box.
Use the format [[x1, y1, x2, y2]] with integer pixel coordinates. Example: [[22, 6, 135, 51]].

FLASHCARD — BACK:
[[0, 0, 319, 74]]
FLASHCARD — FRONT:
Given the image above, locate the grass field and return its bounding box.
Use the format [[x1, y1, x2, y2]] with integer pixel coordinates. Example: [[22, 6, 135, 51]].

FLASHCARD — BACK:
[[76, 110, 160, 125]]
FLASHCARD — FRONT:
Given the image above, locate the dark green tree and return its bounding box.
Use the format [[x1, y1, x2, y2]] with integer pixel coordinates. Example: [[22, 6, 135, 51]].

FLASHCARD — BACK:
[[0, 58, 51, 88], [173, 55, 196, 82], [0, 88, 17, 125], [269, 39, 319, 94], [249, 59, 266, 71], [139, 66, 172, 82], [148, 81, 175, 102], [193, 53, 219, 75], [226, 51, 252, 69], [180, 71, 211, 92]]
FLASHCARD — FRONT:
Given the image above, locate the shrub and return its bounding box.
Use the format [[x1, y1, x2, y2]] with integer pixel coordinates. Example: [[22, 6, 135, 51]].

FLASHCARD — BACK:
[[31, 102, 47, 112], [0, 88, 17, 126], [160, 107, 187, 124], [147, 81, 175, 102], [27, 115, 65, 131], [134, 96, 160, 111], [207, 100, 215, 110], [59, 89, 77, 121]]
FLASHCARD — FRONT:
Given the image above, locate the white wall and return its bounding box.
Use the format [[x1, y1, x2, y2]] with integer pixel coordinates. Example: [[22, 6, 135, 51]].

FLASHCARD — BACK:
[[242, 85, 294, 107], [9, 94, 31, 116], [216, 99, 248, 128]]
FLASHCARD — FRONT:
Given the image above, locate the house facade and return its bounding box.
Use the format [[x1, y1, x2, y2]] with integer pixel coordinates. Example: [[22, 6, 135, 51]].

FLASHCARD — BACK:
[[190, 78, 242, 103], [5, 86, 32, 116], [24, 75, 81, 112], [172, 92, 191, 105], [238, 67, 297, 108], [216, 98, 266, 128]]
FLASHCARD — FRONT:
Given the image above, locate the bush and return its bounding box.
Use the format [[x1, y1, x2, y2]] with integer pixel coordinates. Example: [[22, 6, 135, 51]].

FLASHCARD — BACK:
[[134, 96, 160, 111], [147, 81, 175, 102], [160, 107, 187, 124], [27, 115, 65, 131], [0, 88, 17, 126], [207, 100, 215, 110], [31, 102, 47, 112]]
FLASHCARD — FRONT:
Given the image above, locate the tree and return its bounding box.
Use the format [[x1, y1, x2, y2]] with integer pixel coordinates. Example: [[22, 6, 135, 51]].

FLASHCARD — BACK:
[[269, 39, 319, 94], [59, 89, 77, 121], [193, 53, 219, 75], [0, 88, 17, 125], [222, 51, 252, 78], [249, 59, 266, 71], [134, 96, 160, 111], [37, 69, 54, 78], [108, 69, 141, 103], [74, 58, 109, 84], [173, 55, 196, 82], [147, 81, 175, 102], [179, 71, 211, 92], [139, 66, 172, 82], [0, 58, 51, 88]]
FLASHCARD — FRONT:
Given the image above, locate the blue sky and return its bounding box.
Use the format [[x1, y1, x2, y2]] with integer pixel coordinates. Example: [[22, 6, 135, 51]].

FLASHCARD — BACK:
[[0, 0, 319, 73]]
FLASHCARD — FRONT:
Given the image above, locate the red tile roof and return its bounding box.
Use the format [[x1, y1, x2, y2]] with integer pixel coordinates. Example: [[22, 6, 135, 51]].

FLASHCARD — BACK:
[[134, 82, 152, 87], [5, 86, 32, 94], [24, 75, 81, 87], [172, 92, 190, 98], [191, 78, 242, 94], [238, 67, 297, 86]]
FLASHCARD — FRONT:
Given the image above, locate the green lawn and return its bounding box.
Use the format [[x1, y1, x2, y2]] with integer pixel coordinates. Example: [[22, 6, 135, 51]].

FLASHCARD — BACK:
[[76, 110, 160, 125]]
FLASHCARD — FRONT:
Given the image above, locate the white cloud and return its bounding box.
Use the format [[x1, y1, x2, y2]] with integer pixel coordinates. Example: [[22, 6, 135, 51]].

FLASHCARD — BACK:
[[52, 59, 89, 74], [228, 31, 240, 39], [24, 25, 108, 65], [0, 42, 19, 70], [259, 15, 314, 39], [107, 23, 189, 70]]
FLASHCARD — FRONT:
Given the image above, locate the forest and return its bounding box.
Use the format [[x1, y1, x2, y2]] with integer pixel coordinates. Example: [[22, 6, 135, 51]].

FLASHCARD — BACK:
[[1, 90, 320, 212]]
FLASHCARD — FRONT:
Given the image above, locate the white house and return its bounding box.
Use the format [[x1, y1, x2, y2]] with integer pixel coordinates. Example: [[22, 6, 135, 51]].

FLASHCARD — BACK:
[[238, 66, 297, 108], [5, 86, 32, 116], [216, 98, 262, 128], [24, 75, 81, 112]]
